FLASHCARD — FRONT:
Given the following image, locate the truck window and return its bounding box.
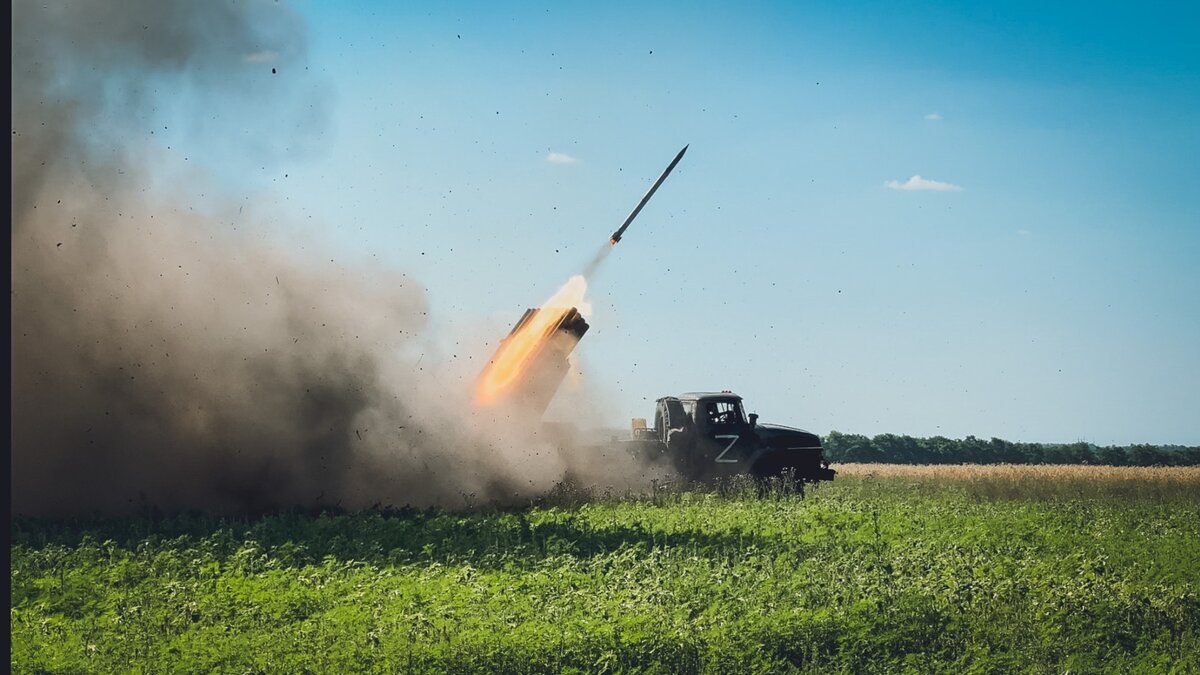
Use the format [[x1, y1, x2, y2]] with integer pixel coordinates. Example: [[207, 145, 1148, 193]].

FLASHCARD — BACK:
[[681, 400, 696, 420]]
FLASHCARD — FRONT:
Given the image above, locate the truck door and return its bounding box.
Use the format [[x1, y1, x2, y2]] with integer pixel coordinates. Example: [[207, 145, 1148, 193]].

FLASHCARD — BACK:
[[658, 398, 696, 475], [660, 398, 689, 441]]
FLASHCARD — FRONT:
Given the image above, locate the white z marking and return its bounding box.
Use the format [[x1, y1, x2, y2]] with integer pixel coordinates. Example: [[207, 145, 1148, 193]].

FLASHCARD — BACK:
[[714, 435, 740, 463]]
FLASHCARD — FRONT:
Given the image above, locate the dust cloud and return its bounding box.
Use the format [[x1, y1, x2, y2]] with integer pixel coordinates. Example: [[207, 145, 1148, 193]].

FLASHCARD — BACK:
[[11, 0, 654, 516]]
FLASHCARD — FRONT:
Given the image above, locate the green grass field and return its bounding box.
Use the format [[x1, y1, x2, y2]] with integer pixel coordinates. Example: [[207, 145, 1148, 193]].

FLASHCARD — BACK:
[[11, 466, 1200, 673]]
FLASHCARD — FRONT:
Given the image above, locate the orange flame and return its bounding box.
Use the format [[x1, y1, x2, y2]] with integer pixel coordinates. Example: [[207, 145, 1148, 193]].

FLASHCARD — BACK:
[[474, 275, 589, 406]]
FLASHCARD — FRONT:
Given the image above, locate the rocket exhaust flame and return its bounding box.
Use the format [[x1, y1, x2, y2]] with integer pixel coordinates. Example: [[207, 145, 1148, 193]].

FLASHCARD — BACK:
[[474, 275, 590, 409]]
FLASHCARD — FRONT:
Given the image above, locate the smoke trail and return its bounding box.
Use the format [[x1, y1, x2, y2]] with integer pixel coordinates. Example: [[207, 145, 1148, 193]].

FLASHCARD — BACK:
[[581, 242, 614, 280], [10, 0, 646, 516]]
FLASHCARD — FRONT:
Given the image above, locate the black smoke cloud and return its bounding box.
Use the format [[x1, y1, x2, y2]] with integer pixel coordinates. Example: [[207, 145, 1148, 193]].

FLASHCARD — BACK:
[[11, 1, 633, 516]]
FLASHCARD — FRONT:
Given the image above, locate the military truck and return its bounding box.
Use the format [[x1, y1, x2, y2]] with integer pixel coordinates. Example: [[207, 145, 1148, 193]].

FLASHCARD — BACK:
[[624, 391, 835, 485]]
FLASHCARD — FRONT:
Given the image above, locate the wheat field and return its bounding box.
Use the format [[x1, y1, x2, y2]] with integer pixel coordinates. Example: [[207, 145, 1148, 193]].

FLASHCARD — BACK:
[[832, 462, 1200, 500]]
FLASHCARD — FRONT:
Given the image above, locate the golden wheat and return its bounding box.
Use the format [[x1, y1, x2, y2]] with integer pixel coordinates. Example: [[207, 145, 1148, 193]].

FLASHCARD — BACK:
[[830, 463, 1200, 500], [835, 463, 1200, 482]]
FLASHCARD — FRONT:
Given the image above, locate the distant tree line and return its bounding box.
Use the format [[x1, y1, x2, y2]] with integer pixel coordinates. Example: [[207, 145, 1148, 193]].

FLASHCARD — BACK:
[[823, 432, 1200, 466]]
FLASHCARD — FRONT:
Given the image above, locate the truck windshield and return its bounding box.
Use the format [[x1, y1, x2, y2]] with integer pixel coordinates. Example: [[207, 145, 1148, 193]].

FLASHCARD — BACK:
[[706, 400, 745, 428]]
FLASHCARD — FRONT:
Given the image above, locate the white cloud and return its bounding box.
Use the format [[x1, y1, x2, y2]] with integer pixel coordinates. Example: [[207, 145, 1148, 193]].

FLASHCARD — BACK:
[[924, 113, 942, 121], [243, 50, 278, 64], [546, 152, 578, 164], [885, 175, 963, 192], [1017, 229, 1031, 236]]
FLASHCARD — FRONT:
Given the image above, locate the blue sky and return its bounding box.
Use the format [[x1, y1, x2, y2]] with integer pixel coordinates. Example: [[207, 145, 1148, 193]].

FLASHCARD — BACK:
[[187, 2, 1198, 444]]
